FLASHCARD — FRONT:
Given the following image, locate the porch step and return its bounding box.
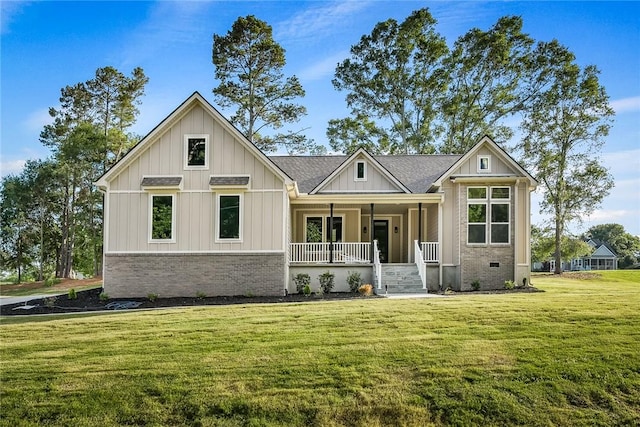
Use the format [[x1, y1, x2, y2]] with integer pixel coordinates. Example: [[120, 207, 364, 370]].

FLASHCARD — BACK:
[[380, 264, 426, 294]]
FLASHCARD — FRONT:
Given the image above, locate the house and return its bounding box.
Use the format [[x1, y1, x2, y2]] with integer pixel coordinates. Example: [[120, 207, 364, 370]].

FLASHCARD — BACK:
[[550, 239, 618, 272], [95, 92, 537, 297]]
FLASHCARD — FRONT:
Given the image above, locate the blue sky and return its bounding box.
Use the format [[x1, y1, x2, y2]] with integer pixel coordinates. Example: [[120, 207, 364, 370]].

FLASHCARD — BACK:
[[1, 1, 639, 235]]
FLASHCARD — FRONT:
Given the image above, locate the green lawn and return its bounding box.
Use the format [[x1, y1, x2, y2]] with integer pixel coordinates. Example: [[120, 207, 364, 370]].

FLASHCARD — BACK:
[[1, 271, 639, 426]]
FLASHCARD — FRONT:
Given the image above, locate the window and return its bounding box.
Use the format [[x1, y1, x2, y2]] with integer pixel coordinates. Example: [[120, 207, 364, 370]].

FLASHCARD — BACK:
[[477, 155, 491, 173], [150, 194, 175, 242], [355, 160, 367, 181], [467, 186, 510, 244], [217, 194, 241, 240], [304, 215, 344, 243], [184, 134, 209, 169]]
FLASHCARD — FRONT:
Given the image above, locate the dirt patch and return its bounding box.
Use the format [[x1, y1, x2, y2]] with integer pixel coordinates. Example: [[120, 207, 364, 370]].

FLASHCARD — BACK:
[[1, 278, 102, 294], [1, 288, 379, 316]]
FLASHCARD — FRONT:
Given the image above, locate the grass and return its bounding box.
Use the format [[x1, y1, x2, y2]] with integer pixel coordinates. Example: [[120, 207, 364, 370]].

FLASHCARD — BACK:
[[0, 278, 102, 297], [1, 271, 639, 426]]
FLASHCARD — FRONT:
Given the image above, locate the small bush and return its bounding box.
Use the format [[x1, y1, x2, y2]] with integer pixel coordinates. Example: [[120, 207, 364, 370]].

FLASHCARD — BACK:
[[302, 284, 311, 296], [147, 293, 158, 302], [43, 296, 57, 308], [504, 280, 515, 290], [358, 284, 373, 296], [99, 292, 109, 302], [318, 271, 335, 294], [44, 276, 61, 287], [196, 291, 207, 299], [68, 288, 77, 300], [347, 271, 363, 293], [471, 280, 480, 291], [293, 273, 311, 294]]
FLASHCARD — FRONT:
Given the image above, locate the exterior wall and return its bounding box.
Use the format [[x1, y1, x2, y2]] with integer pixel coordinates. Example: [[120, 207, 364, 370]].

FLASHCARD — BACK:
[[451, 146, 516, 175], [459, 184, 515, 290], [440, 180, 460, 268], [292, 207, 362, 243], [514, 180, 532, 287], [104, 252, 285, 298], [288, 265, 373, 294], [319, 154, 401, 193]]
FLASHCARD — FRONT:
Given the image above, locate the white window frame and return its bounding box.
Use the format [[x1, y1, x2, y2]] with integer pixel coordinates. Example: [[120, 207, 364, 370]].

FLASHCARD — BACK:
[[148, 193, 176, 243], [184, 134, 209, 170], [303, 214, 345, 243], [477, 155, 491, 173], [215, 193, 243, 243], [355, 160, 367, 181], [466, 186, 511, 245]]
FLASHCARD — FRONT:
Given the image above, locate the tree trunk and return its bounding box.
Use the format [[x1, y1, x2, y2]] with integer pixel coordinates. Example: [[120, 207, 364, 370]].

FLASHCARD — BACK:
[[554, 216, 562, 275]]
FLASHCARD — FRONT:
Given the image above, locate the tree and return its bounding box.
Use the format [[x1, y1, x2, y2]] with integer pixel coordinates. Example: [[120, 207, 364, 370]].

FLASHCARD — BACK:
[[329, 8, 449, 154], [518, 56, 615, 274], [583, 224, 640, 268], [213, 15, 316, 154]]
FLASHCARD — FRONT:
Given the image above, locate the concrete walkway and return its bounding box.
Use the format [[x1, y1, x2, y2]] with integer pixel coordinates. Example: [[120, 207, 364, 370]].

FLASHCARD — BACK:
[[0, 294, 63, 307], [383, 293, 444, 299]]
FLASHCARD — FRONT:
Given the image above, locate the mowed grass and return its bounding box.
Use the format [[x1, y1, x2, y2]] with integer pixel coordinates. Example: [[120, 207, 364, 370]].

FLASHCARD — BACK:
[[1, 271, 639, 426]]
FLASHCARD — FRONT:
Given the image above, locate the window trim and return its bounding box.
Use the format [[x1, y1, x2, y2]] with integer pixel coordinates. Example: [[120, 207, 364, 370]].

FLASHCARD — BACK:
[[466, 186, 511, 245], [303, 214, 345, 243], [477, 155, 491, 173], [215, 193, 243, 243], [355, 160, 367, 181], [148, 193, 176, 243], [184, 134, 209, 170]]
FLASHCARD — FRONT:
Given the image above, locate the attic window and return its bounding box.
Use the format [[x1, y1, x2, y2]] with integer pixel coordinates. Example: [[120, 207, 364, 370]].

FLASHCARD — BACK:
[[478, 155, 491, 173], [355, 160, 367, 181], [185, 134, 209, 169]]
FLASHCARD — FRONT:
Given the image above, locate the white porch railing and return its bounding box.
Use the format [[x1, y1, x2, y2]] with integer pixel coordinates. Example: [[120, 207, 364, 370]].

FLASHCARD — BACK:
[[289, 242, 371, 264], [414, 240, 427, 289], [373, 239, 382, 290], [420, 242, 440, 263]]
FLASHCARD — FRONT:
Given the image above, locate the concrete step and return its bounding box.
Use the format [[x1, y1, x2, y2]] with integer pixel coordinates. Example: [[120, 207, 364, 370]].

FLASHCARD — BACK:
[[380, 264, 425, 293]]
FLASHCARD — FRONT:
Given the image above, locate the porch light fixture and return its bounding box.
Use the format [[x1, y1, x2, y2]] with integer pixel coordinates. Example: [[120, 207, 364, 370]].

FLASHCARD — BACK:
[[363, 226, 367, 234], [394, 226, 398, 233]]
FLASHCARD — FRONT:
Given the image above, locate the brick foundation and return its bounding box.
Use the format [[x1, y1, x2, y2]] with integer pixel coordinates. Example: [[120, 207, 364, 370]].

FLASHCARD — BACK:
[[104, 252, 285, 298]]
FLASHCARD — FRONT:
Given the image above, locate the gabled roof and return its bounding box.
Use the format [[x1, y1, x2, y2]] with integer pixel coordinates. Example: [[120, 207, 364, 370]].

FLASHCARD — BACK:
[[95, 91, 293, 189], [432, 135, 538, 189], [269, 153, 461, 194]]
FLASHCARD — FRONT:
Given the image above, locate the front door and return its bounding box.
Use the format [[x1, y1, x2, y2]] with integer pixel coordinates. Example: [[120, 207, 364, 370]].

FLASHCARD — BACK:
[[374, 220, 389, 263]]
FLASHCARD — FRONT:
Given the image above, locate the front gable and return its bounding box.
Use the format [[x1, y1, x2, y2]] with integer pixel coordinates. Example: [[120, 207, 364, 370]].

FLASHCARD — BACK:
[[592, 244, 617, 258], [310, 148, 410, 194]]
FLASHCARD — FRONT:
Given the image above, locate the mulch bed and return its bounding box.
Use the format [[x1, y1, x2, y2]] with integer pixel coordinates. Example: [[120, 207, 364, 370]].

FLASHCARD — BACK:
[[0, 288, 378, 316]]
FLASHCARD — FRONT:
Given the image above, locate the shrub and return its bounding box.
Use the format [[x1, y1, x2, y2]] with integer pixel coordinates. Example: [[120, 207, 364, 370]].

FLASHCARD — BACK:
[[504, 280, 515, 290], [293, 273, 311, 294], [44, 276, 61, 287], [43, 296, 57, 308], [99, 292, 109, 302], [471, 280, 480, 291], [346, 271, 363, 293], [358, 284, 373, 296], [147, 293, 158, 302], [318, 271, 335, 294], [196, 291, 207, 299], [68, 288, 77, 300], [302, 284, 311, 296]]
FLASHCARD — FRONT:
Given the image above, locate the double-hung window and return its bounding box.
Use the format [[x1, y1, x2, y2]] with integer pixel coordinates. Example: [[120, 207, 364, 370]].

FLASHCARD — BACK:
[[304, 216, 343, 243], [467, 186, 510, 245]]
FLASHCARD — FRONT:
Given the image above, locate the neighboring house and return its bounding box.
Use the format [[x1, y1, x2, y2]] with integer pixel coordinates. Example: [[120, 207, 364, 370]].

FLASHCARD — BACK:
[[95, 92, 538, 297], [550, 239, 618, 272]]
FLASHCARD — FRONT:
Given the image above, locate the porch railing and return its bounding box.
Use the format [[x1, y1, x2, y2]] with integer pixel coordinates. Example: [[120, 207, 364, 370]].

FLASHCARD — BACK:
[[373, 239, 382, 290], [420, 242, 440, 263], [289, 242, 371, 264], [414, 240, 427, 290]]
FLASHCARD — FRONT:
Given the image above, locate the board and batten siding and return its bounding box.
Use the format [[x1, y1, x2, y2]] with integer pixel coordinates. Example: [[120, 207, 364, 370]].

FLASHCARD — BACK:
[[105, 104, 286, 252], [318, 156, 402, 193], [451, 146, 516, 175]]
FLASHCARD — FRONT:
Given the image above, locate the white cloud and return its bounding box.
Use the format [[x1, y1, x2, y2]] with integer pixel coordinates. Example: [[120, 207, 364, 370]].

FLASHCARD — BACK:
[[610, 96, 640, 114], [0, 1, 30, 34], [601, 149, 640, 177], [0, 159, 26, 177], [275, 1, 372, 44], [298, 51, 349, 82], [23, 107, 52, 133]]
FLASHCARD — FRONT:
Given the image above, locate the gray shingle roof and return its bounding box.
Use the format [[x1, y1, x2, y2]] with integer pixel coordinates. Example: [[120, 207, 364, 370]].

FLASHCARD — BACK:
[[209, 176, 250, 186], [269, 154, 461, 193], [140, 176, 182, 187]]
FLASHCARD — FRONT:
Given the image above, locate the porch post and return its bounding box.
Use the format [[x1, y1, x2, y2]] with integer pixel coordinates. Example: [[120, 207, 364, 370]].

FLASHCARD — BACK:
[[370, 203, 375, 263], [418, 202, 423, 246], [329, 203, 334, 263]]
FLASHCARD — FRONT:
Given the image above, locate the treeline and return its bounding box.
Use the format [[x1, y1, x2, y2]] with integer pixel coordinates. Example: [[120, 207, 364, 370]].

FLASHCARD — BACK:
[[1, 67, 148, 282]]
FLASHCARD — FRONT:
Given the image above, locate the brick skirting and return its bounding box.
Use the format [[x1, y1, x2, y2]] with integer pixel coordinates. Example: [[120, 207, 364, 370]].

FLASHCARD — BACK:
[[104, 252, 285, 298]]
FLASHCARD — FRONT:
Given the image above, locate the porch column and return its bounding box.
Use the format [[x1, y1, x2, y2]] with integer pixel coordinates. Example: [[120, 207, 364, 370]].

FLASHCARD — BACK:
[[329, 203, 334, 263], [418, 202, 423, 246], [370, 203, 375, 263]]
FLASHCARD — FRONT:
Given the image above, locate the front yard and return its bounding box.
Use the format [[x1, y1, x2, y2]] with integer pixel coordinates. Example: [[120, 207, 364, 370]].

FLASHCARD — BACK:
[[1, 271, 638, 426]]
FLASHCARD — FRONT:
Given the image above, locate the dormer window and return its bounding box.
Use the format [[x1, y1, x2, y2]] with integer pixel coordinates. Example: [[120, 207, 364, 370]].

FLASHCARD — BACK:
[[184, 134, 209, 169], [478, 155, 491, 173], [355, 160, 367, 181]]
